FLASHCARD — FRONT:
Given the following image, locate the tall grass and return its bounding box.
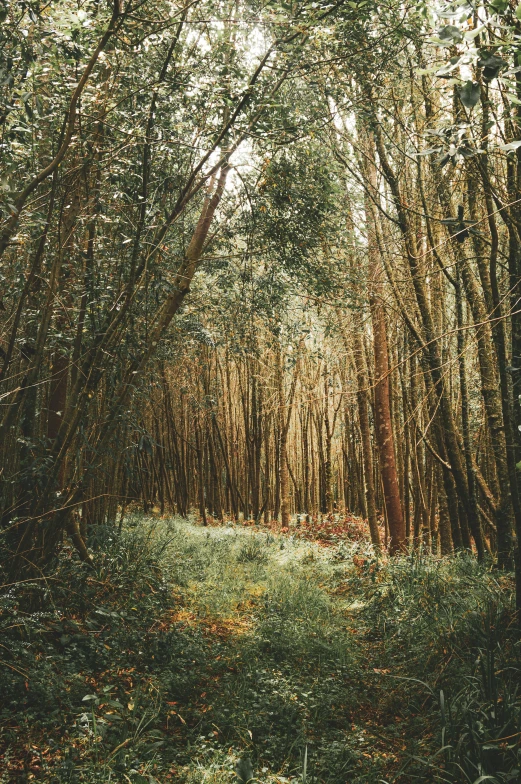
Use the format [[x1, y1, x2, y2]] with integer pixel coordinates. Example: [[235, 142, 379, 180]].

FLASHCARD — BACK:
[[1, 517, 518, 783], [350, 550, 520, 783]]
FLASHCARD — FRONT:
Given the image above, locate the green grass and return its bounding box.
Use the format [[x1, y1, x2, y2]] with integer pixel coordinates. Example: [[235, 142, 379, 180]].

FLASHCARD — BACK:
[[0, 516, 519, 783]]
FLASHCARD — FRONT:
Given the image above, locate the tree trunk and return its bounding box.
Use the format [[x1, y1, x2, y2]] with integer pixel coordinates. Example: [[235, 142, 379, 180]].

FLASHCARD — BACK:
[[363, 133, 405, 553]]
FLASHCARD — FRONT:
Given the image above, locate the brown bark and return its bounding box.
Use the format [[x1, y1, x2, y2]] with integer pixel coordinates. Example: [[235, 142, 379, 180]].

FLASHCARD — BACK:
[[362, 132, 406, 553], [276, 341, 300, 527], [368, 110, 484, 559], [340, 313, 381, 550]]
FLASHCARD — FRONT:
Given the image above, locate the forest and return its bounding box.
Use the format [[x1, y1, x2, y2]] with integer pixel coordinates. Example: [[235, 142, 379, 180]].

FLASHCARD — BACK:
[[1, 0, 521, 780]]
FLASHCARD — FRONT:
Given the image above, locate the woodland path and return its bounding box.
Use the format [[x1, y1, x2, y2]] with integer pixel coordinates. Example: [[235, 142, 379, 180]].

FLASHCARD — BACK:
[[2, 515, 503, 783], [153, 516, 440, 783]]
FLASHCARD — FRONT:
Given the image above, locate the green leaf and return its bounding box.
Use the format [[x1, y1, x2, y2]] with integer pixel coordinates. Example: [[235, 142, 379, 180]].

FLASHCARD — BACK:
[[498, 140, 521, 152], [478, 53, 507, 80], [489, 0, 508, 12], [438, 25, 463, 43], [459, 81, 480, 109], [437, 153, 451, 167], [464, 24, 487, 41]]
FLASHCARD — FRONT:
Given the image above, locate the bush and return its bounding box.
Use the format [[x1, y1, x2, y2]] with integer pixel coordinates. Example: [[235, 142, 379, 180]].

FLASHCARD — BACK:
[[0, 522, 182, 782], [352, 551, 520, 783]]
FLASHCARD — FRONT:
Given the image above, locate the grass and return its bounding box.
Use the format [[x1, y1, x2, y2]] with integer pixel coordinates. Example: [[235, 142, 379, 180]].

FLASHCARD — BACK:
[[0, 514, 519, 783]]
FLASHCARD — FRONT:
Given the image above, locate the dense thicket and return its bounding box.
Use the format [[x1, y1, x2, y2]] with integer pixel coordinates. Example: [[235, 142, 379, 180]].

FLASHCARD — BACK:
[[1, 0, 521, 610]]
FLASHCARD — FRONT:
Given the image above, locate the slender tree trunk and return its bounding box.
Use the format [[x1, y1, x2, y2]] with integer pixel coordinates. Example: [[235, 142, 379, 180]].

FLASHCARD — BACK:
[[363, 133, 405, 553], [340, 313, 380, 550]]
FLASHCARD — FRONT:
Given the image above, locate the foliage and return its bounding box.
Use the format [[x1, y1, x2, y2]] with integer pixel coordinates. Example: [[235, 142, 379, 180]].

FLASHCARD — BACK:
[[351, 552, 521, 782], [0, 521, 181, 782], [0, 0, 354, 568], [1, 517, 518, 783]]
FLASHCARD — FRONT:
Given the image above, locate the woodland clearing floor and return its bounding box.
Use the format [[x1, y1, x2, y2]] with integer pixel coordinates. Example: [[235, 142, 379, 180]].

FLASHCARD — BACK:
[[137, 516, 476, 783], [151, 515, 423, 783], [1, 515, 518, 784]]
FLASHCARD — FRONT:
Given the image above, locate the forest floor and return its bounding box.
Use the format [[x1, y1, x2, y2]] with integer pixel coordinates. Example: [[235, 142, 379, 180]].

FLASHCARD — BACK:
[[0, 515, 519, 784]]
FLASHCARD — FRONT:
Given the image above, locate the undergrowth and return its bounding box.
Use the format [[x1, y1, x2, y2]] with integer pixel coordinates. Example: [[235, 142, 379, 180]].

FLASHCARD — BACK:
[[0, 516, 519, 783]]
